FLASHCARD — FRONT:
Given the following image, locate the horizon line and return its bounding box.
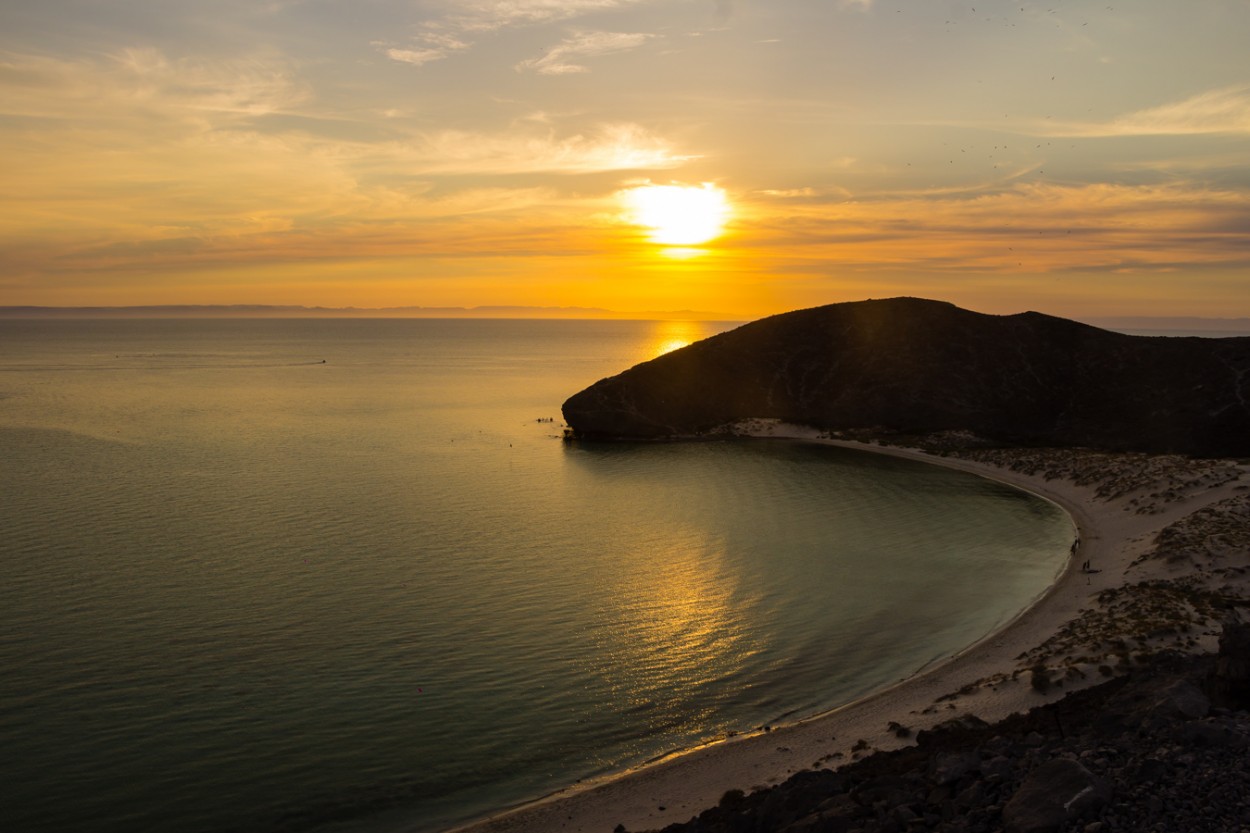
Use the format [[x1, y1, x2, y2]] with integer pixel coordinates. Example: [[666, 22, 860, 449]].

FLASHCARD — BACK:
[[3, 303, 1250, 331]]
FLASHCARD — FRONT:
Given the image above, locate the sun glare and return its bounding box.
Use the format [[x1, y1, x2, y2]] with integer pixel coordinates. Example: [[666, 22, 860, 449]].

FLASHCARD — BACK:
[[622, 184, 730, 247]]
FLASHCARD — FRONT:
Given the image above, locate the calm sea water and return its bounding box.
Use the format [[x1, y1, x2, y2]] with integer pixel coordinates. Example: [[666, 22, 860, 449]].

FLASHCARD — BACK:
[[0, 319, 1072, 833]]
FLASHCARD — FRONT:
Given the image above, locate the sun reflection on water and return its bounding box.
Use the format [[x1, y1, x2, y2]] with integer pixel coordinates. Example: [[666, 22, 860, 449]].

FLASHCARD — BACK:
[[652, 338, 692, 357], [645, 320, 706, 360], [587, 527, 763, 736]]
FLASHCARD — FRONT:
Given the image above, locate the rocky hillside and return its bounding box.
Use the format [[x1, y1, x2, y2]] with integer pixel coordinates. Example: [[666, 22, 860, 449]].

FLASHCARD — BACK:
[[640, 632, 1250, 833], [562, 299, 1250, 456]]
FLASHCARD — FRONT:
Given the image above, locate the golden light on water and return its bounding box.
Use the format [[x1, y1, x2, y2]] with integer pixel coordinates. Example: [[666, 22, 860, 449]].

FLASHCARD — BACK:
[[647, 320, 706, 359], [654, 338, 693, 356], [621, 184, 731, 247], [589, 529, 758, 729]]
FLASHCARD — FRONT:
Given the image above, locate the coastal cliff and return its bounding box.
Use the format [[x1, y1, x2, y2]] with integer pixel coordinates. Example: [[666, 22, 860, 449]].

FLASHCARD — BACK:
[[562, 298, 1250, 456]]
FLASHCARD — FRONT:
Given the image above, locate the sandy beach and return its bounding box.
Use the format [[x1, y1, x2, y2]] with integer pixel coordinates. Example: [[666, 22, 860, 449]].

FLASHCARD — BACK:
[[453, 427, 1249, 833]]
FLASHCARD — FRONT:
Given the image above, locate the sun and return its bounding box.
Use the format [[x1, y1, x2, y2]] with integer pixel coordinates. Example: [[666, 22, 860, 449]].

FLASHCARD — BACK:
[[621, 183, 730, 246]]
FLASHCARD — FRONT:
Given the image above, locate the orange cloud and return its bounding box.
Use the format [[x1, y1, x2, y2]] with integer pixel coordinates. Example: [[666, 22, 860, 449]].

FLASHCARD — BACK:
[[735, 181, 1250, 274]]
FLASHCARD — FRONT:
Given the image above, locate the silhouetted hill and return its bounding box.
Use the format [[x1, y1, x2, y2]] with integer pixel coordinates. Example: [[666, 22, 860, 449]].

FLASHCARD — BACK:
[[562, 298, 1250, 456]]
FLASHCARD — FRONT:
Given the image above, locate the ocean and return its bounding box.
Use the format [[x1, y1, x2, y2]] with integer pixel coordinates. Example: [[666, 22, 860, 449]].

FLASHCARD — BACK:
[[0, 318, 1072, 833]]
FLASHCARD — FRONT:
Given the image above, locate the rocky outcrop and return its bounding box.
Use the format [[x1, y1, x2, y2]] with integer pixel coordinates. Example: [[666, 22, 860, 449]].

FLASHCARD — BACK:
[[1210, 622, 1250, 710], [1001, 758, 1110, 833], [644, 647, 1250, 833], [562, 298, 1250, 456]]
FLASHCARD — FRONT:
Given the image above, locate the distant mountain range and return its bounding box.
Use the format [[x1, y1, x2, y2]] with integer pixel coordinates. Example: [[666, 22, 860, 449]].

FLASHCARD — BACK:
[[562, 298, 1250, 456], [0, 304, 728, 320], [1083, 316, 1250, 334], [1, 304, 1247, 332]]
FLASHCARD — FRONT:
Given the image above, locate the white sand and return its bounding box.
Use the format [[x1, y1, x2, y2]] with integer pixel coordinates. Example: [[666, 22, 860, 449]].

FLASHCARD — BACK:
[[453, 427, 1249, 833]]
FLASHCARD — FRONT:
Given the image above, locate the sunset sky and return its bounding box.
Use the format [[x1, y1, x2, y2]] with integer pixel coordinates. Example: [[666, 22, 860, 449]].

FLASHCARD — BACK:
[[3, 1, 1249, 318]]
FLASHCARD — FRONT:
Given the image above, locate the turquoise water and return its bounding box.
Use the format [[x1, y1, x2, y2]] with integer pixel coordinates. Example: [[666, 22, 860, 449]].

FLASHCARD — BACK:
[[0, 319, 1071, 833]]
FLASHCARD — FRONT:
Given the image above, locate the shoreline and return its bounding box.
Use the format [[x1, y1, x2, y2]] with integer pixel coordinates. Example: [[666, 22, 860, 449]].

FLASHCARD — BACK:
[[452, 429, 1248, 833]]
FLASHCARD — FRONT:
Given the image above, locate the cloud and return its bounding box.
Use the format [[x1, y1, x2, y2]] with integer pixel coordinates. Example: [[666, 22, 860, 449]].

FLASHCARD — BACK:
[[116, 48, 308, 116], [758, 188, 818, 198], [1112, 84, 1250, 136], [1051, 85, 1250, 137], [754, 186, 859, 201], [407, 122, 696, 173], [450, 0, 652, 32], [515, 31, 653, 74], [384, 0, 655, 69], [379, 29, 470, 68], [42, 184, 581, 269], [740, 181, 1250, 274], [384, 48, 451, 67], [0, 49, 306, 123]]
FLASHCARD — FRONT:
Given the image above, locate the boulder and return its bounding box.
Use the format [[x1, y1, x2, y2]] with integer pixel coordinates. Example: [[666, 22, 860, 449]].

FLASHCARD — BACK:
[[1002, 758, 1110, 833], [1210, 622, 1250, 709], [1148, 680, 1211, 722], [929, 750, 981, 786], [1175, 719, 1250, 749]]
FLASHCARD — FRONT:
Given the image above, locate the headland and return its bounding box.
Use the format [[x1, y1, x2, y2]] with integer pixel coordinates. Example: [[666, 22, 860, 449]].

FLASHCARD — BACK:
[[459, 298, 1250, 832]]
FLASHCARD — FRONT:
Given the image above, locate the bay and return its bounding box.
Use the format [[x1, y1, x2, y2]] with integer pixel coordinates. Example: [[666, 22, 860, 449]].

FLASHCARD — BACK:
[[0, 318, 1071, 833]]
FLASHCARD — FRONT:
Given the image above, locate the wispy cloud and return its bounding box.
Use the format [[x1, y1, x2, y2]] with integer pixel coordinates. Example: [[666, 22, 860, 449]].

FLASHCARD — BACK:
[[0, 42, 698, 286], [38, 185, 585, 271], [113, 48, 307, 117], [383, 0, 656, 68], [1112, 84, 1250, 136], [0, 49, 306, 122], [407, 122, 695, 173], [740, 181, 1250, 274], [1050, 84, 1250, 137], [384, 48, 448, 67], [0, 110, 695, 279], [378, 30, 470, 67], [516, 31, 653, 74], [758, 187, 819, 198], [450, 0, 652, 32]]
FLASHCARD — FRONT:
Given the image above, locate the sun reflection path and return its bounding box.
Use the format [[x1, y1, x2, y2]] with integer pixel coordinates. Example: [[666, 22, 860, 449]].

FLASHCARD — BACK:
[[646, 320, 705, 359], [586, 527, 764, 736]]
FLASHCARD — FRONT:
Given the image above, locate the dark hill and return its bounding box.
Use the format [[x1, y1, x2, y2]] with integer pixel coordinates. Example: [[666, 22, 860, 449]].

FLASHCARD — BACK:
[[561, 298, 1250, 456]]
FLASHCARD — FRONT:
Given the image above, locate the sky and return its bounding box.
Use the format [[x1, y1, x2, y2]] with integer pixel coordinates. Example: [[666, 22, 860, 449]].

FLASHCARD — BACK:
[[2, 0, 1249, 319]]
